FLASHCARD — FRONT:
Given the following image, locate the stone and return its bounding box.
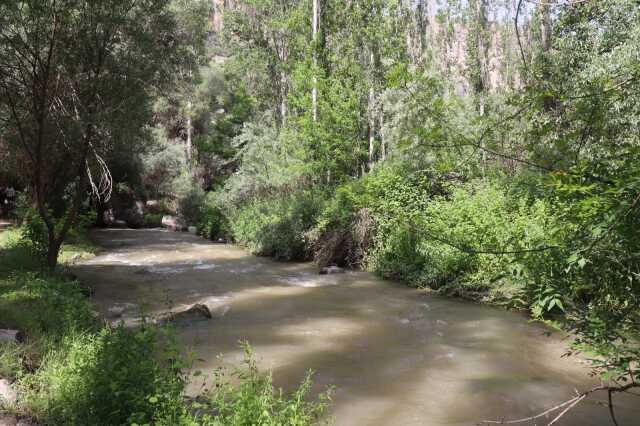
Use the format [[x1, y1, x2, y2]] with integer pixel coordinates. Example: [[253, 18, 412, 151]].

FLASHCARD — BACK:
[[0, 379, 17, 406], [162, 215, 178, 231], [123, 201, 145, 228], [155, 304, 212, 325], [319, 265, 345, 275], [161, 215, 186, 232], [187, 226, 197, 235], [107, 303, 139, 318], [145, 200, 162, 213], [102, 208, 116, 226], [111, 219, 128, 228], [0, 329, 22, 344]]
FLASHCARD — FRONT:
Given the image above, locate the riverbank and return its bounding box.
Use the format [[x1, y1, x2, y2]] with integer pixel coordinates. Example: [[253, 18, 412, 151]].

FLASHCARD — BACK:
[[0, 226, 328, 425]]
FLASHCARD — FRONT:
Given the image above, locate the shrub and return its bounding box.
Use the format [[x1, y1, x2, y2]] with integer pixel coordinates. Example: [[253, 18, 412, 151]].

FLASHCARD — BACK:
[[20, 209, 49, 260], [198, 344, 331, 426], [23, 325, 188, 425], [229, 191, 325, 261], [310, 165, 435, 268], [144, 212, 165, 228], [198, 193, 230, 240], [369, 179, 562, 307], [175, 174, 206, 225]]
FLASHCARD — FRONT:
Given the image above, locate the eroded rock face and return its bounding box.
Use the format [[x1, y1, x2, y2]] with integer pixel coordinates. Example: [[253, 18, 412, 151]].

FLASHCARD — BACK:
[[319, 265, 345, 275], [155, 304, 212, 325]]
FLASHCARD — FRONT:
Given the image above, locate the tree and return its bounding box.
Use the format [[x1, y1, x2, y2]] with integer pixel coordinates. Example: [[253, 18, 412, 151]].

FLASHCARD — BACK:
[[0, 0, 181, 268]]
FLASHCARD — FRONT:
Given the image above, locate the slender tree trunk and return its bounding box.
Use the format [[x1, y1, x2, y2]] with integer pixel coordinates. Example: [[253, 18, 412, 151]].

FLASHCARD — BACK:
[[312, 0, 319, 122], [186, 99, 192, 164], [379, 108, 386, 161], [540, 1, 552, 53], [280, 70, 288, 127], [368, 82, 375, 170]]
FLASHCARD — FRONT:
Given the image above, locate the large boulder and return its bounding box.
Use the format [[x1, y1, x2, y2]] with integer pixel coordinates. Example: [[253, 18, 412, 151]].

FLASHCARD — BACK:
[[155, 304, 212, 325], [145, 200, 162, 213], [161, 215, 186, 232], [123, 201, 145, 228]]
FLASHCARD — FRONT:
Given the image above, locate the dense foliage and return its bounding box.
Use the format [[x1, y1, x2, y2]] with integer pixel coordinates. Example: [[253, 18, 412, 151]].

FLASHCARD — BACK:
[[188, 0, 640, 409], [2, 0, 639, 421]]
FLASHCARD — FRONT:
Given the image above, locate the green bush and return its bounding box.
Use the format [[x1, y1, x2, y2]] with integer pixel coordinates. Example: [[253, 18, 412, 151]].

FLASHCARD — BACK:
[[175, 176, 206, 226], [20, 209, 49, 260], [198, 193, 230, 241], [229, 191, 325, 261], [370, 179, 562, 307], [144, 212, 165, 228], [309, 165, 436, 267], [197, 344, 331, 426], [23, 325, 188, 425], [0, 272, 96, 342]]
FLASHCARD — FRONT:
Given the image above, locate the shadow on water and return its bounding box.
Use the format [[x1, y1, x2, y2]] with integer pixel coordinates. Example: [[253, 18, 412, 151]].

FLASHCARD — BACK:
[[73, 229, 640, 426]]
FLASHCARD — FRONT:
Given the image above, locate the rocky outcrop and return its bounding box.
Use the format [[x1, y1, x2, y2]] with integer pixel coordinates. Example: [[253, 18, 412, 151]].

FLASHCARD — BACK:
[[155, 304, 212, 325]]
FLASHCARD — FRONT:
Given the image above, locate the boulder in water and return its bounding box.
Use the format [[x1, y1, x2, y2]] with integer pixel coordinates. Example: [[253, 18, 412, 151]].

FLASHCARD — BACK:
[[155, 304, 212, 325], [319, 265, 345, 275], [161, 215, 186, 231]]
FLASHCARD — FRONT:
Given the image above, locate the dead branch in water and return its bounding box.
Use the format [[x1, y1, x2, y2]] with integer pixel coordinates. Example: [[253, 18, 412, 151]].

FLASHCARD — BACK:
[[479, 382, 639, 426]]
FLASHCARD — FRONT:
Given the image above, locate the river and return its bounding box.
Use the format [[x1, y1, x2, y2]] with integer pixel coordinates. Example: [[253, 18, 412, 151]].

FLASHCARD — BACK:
[[73, 228, 639, 426]]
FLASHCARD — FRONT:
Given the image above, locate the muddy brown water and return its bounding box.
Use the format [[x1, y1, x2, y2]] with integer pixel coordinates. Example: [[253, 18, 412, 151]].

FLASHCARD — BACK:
[[73, 229, 639, 426]]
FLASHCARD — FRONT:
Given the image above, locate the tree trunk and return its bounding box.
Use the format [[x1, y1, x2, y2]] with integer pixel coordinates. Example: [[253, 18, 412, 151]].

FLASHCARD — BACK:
[[540, 1, 552, 53], [46, 237, 62, 270], [368, 84, 375, 170], [186, 99, 193, 164], [312, 0, 319, 122], [379, 108, 386, 161], [280, 71, 288, 127]]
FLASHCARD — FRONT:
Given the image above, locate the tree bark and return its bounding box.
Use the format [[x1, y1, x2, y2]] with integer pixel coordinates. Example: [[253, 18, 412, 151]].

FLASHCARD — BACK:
[[312, 0, 319, 122]]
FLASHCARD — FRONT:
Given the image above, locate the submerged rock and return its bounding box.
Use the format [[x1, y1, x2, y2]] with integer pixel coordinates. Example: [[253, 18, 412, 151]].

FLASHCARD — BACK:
[[0, 329, 22, 344], [155, 304, 212, 325], [319, 265, 345, 275]]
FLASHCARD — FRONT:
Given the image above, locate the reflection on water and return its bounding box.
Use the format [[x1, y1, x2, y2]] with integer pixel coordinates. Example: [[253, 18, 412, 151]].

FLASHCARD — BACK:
[[74, 229, 639, 426]]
